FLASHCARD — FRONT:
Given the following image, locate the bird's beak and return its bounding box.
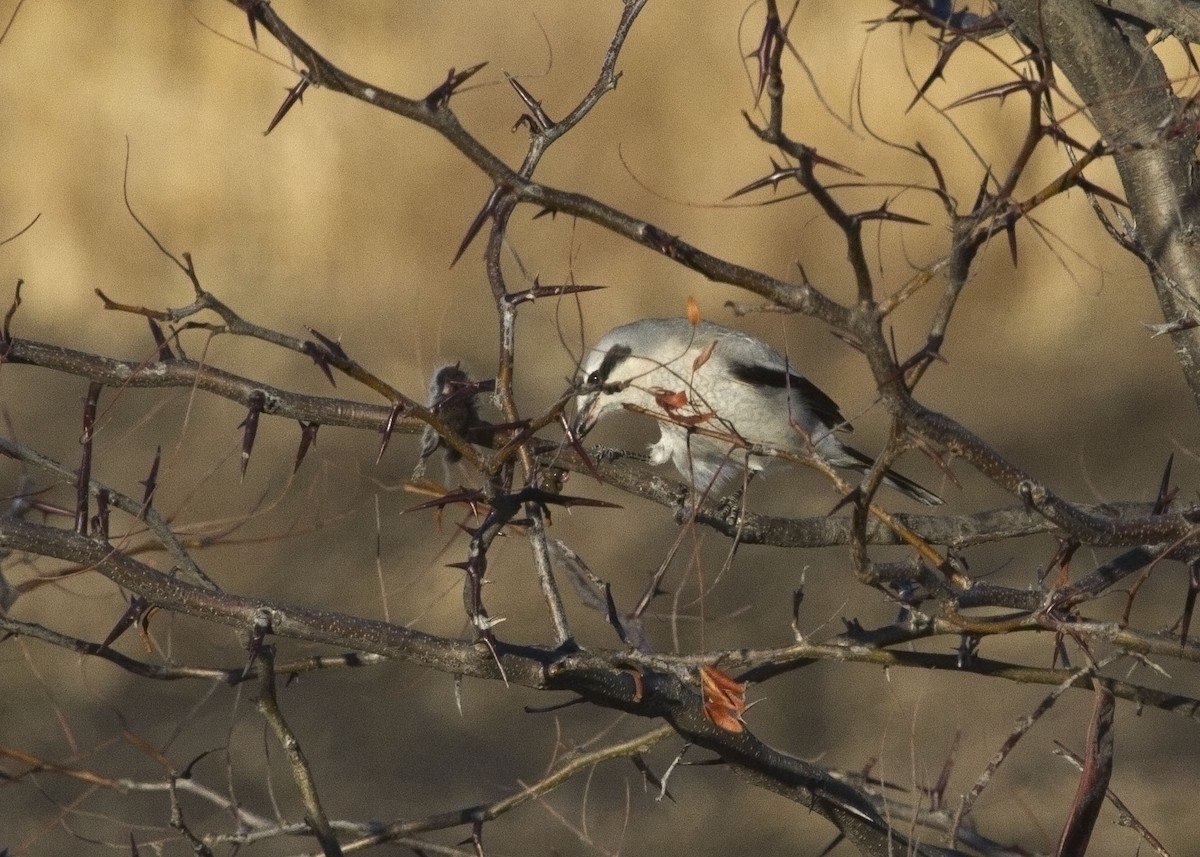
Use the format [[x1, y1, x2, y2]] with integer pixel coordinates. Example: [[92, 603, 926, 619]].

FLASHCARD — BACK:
[[569, 393, 600, 440]]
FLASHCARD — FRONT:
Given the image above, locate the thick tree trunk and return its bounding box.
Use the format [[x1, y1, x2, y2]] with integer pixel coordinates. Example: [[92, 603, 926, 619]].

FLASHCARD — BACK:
[[1000, 0, 1200, 409]]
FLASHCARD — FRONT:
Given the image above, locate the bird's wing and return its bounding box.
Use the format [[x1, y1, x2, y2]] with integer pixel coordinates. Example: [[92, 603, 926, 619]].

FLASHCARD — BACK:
[[727, 360, 851, 432]]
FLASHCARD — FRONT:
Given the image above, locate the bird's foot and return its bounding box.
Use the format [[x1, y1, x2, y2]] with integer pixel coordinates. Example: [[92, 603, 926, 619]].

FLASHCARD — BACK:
[[715, 487, 750, 528]]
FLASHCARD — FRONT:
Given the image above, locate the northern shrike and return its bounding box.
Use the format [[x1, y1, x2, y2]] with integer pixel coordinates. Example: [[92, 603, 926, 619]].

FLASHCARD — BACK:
[[570, 317, 941, 505]]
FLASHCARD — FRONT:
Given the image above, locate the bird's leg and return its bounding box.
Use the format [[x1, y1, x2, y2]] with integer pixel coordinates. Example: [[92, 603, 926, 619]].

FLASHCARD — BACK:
[[713, 466, 756, 528]]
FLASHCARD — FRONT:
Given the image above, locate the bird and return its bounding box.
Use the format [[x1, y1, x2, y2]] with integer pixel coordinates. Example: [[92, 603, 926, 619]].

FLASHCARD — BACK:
[[417, 363, 482, 481], [569, 317, 942, 505]]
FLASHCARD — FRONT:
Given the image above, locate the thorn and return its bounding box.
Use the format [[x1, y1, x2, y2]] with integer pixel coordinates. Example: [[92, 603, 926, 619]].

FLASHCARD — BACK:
[[102, 596, 151, 648], [2, 278, 23, 347], [377, 403, 401, 464], [406, 486, 489, 514], [632, 754, 675, 803], [504, 72, 552, 130], [147, 319, 174, 360], [803, 146, 863, 176], [971, 170, 993, 212], [1074, 177, 1126, 208], [295, 421, 319, 473], [1005, 217, 1019, 266], [726, 160, 800, 200], [946, 78, 1033, 110], [907, 36, 964, 113], [505, 283, 605, 306], [472, 613, 506, 631], [265, 73, 312, 136], [851, 201, 928, 226], [746, 1, 781, 102], [301, 340, 337, 386], [239, 390, 267, 481], [425, 61, 488, 110], [76, 382, 102, 536], [93, 488, 110, 541], [139, 446, 161, 519], [242, 608, 273, 678], [1154, 453, 1176, 515], [239, 0, 261, 45], [602, 583, 630, 645], [1182, 562, 1200, 650], [305, 326, 350, 362], [452, 186, 505, 267]]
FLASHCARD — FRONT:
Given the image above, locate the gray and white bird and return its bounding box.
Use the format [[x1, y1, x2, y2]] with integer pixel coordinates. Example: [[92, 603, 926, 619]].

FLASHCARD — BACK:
[[570, 317, 942, 505]]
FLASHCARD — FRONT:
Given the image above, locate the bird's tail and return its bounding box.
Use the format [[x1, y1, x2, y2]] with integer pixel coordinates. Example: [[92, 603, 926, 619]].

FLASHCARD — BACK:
[[840, 446, 943, 506]]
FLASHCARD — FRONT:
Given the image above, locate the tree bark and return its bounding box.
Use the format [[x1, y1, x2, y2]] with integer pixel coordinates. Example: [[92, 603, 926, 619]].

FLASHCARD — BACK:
[[1000, 0, 1200, 409]]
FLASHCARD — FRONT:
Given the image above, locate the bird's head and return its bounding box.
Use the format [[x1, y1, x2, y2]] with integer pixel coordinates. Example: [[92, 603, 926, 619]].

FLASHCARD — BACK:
[[570, 340, 636, 439]]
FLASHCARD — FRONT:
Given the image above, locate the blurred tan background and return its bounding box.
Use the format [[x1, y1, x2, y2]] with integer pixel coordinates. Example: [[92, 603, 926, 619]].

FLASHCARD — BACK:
[[1, 1, 1198, 855]]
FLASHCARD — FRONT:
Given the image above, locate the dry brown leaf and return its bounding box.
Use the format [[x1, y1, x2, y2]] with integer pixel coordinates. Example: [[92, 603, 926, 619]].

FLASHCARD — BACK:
[[692, 338, 717, 372], [654, 388, 689, 411], [700, 664, 746, 733]]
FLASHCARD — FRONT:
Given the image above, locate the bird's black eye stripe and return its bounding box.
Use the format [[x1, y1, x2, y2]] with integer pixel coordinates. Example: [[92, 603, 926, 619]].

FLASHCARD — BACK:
[[586, 344, 632, 387]]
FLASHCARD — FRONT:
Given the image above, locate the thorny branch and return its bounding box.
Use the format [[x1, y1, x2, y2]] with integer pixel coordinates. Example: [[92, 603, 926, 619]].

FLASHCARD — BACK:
[[6, 1, 1200, 854]]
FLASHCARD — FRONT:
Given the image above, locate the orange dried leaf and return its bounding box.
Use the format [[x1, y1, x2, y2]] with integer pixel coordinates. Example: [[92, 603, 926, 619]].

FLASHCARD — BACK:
[[703, 701, 745, 733], [692, 339, 717, 373], [700, 664, 746, 732], [700, 664, 747, 711], [654, 388, 689, 411], [686, 296, 701, 326]]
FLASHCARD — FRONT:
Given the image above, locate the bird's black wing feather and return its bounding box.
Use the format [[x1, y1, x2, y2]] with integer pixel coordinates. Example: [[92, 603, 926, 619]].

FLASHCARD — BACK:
[[729, 360, 851, 431]]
